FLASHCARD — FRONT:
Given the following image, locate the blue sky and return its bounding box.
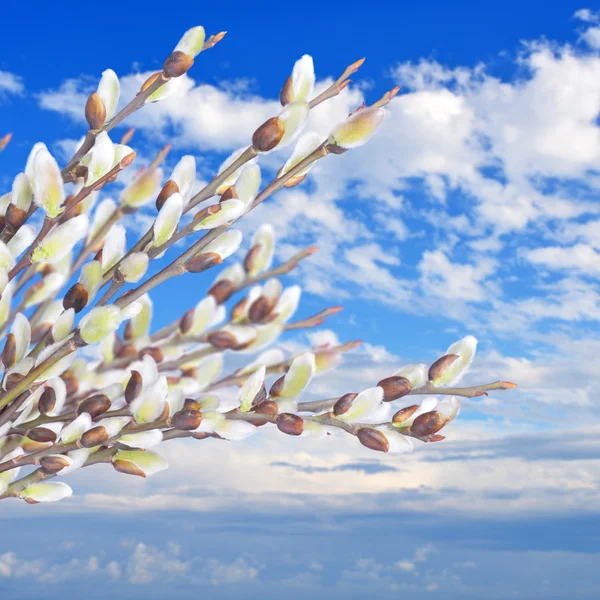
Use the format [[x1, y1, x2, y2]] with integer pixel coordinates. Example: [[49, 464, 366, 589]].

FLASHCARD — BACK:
[[2, 2, 600, 598]]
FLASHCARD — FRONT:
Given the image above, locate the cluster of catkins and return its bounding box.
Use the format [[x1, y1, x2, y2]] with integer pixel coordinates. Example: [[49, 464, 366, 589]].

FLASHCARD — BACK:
[[0, 26, 515, 504]]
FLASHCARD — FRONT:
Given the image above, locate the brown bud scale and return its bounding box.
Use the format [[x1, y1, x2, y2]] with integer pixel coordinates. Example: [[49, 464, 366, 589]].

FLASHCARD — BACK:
[[85, 92, 107, 130], [428, 354, 459, 382], [63, 283, 88, 313], [163, 51, 194, 78], [208, 280, 236, 304], [113, 458, 146, 478], [38, 387, 57, 414], [6, 204, 27, 231], [2, 333, 16, 369], [276, 413, 304, 436], [156, 180, 180, 211], [252, 117, 284, 152], [411, 411, 443, 437], [392, 405, 419, 425], [27, 427, 57, 443], [377, 376, 412, 402], [185, 252, 223, 273], [280, 76, 294, 106], [269, 375, 285, 398], [248, 297, 271, 323], [81, 426, 109, 448], [171, 409, 202, 431], [40, 455, 71, 474], [77, 394, 111, 418], [333, 393, 358, 416], [357, 428, 389, 453], [207, 330, 238, 350], [125, 370, 143, 403]]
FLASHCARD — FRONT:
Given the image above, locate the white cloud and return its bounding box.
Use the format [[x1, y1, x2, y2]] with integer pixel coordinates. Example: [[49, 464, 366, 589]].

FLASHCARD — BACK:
[[0, 542, 259, 587], [526, 244, 600, 276], [0, 71, 24, 99], [419, 250, 497, 302]]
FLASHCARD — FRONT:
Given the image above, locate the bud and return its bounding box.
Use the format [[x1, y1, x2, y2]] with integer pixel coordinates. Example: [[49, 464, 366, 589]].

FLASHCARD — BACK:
[[79, 306, 122, 344], [5, 204, 27, 231], [19, 482, 72, 504], [174, 26, 206, 58], [357, 427, 389, 453], [38, 386, 57, 414], [81, 425, 109, 448], [40, 455, 72, 474], [27, 427, 57, 443], [328, 106, 385, 150], [230, 297, 248, 323], [288, 55, 315, 103], [335, 386, 388, 424], [31, 214, 89, 264], [156, 180, 180, 211], [274, 352, 315, 399], [77, 394, 111, 418], [85, 131, 115, 186], [120, 128, 135, 145], [5, 372, 25, 391], [208, 279, 236, 304], [163, 51, 194, 78], [276, 413, 304, 436], [411, 411, 443, 437], [51, 308, 74, 344], [428, 354, 459, 382], [120, 167, 163, 209], [377, 376, 412, 402], [129, 375, 168, 424], [118, 252, 149, 283], [125, 370, 143, 403], [333, 393, 358, 416], [237, 365, 266, 412], [278, 132, 322, 186], [245, 224, 275, 275], [0, 132, 12, 152], [430, 336, 478, 386], [171, 409, 202, 430], [178, 309, 195, 335], [185, 251, 223, 273], [2, 333, 16, 368], [202, 229, 244, 261], [194, 200, 245, 230], [112, 458, 146, 478], [97, 69, 120, 120], [252, 117, 285, 152], [112, 449, 168, 478], [85, 92, 107, 129], [392, 405, 419, 425], [207, 330, 238, 349], [153, 192, 183, 248], [248, 296, 272, 323], [11, 172, 33, 211]]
